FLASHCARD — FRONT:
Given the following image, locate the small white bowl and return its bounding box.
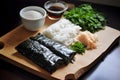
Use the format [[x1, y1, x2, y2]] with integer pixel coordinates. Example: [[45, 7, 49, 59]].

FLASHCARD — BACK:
[[20, 6, 46, 31]]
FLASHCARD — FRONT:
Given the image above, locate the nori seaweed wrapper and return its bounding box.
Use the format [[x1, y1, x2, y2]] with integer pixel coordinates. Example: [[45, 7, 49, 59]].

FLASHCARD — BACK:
[[30, 33, 76, 64], [16, 39, 64, 73]]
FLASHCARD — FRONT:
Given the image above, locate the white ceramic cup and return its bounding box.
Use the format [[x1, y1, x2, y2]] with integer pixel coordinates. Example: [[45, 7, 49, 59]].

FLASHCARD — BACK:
[[20, 6, 46, 31]]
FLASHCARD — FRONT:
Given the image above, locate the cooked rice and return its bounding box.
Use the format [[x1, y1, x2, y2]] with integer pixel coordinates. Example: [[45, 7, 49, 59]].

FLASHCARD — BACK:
[[43, 18, 81, 46]]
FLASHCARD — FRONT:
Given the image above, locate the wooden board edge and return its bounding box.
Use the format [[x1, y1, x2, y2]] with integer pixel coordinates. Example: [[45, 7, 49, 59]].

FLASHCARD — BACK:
[[73, 36, 120, 79], [0, 54, 59, 80]]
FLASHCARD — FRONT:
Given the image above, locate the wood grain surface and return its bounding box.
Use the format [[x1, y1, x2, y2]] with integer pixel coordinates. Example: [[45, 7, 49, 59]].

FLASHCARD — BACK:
[[0, 17, 120, 80]]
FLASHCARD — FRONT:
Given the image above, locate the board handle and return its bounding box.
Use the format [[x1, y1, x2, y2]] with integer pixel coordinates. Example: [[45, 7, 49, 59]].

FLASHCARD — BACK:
[[0, 41, 4, 49], [65, 74, 76, 80]]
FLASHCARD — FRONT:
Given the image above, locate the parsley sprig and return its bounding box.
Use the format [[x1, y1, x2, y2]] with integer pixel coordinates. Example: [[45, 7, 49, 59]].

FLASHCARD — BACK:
[[70, 41, 85, 55], [64, 4, 106, 33]]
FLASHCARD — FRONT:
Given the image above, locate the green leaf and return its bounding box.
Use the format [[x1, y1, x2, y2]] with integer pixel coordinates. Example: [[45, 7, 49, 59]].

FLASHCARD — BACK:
[[70, 42, 85, 55], [64, 4, 106, 33]]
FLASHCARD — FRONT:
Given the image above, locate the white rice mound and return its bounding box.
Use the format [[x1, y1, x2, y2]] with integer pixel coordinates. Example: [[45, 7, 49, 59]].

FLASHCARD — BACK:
[[43, 18, 81, 46]]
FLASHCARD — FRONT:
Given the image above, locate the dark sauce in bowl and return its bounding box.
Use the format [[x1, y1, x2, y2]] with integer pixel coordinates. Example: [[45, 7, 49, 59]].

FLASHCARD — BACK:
[[49, 5, 64, 11], [47, 5, 64, 19], [44, 0, 68, 20]]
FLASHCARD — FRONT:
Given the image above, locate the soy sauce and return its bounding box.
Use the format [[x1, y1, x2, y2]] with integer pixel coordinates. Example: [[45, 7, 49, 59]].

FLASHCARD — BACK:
[[49, 5, 64, 11], [47, 5, 65, 20]]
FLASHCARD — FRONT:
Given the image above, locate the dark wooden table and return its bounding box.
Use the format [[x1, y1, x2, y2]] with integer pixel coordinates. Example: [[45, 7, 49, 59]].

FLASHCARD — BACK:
[[0, 1, 120, 80]]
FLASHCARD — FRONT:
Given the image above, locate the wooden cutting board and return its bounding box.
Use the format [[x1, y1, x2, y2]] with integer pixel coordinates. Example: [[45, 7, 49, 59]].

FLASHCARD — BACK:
[[0, 17, 120, 80]]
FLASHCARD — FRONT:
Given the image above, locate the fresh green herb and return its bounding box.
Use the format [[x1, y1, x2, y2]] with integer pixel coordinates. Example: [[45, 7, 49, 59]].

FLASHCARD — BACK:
[[64, 4, 106, 33], [70, 41, 85, 55]]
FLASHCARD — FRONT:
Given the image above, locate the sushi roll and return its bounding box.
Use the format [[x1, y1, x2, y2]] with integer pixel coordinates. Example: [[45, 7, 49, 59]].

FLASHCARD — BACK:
[[16, 39, 64, 73], [30, 33, 76, 64]]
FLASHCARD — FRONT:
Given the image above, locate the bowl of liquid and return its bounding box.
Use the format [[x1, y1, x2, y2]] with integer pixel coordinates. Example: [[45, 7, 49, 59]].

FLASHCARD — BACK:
[[44, 0, 68, 20]]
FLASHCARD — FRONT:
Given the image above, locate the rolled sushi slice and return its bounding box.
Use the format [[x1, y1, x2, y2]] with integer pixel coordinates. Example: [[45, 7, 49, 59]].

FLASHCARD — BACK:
[[30, 33, 76, 64], [16, 39, 64, 73]]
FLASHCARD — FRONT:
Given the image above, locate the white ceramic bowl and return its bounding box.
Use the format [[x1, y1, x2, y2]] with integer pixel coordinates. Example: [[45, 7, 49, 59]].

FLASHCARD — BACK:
[[20, 6, 46, 31]]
